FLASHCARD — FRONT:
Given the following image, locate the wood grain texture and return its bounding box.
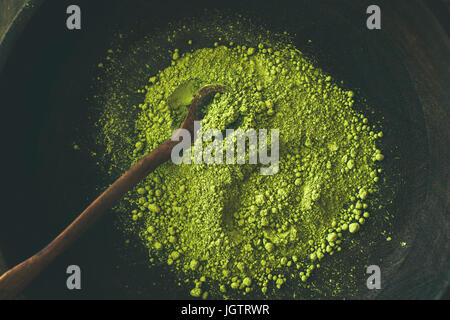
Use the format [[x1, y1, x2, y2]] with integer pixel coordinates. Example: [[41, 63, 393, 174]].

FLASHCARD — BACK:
[[375, 0, 450, 299]]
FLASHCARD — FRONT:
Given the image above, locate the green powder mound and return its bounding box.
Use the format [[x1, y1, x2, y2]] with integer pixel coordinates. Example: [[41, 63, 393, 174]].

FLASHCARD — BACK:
[[115, 44, 384, 298], [95, 22, 385, 298]]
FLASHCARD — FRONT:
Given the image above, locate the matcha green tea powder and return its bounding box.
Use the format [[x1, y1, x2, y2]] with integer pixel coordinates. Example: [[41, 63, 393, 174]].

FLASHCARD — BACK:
[[97, 23, 385, 299]]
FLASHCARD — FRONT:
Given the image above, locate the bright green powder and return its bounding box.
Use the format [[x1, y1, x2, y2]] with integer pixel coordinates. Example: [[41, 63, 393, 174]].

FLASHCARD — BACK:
[[96, 25, 385, 299]]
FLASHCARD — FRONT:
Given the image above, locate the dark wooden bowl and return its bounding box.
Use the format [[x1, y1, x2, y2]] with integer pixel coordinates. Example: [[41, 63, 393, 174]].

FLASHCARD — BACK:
[[0, 0, 448, 299]]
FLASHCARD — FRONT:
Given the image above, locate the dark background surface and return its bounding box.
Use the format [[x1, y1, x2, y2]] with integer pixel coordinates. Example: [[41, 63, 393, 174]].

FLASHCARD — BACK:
[[0, 0, 448, 299]]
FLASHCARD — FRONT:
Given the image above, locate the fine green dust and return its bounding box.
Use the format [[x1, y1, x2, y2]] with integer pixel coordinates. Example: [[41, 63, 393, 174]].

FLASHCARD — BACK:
[[91, 15, 389, 299]]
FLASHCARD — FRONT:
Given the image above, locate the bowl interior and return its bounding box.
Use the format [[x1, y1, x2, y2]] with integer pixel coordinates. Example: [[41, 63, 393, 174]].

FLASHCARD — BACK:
[[0, 0, 445, 299]]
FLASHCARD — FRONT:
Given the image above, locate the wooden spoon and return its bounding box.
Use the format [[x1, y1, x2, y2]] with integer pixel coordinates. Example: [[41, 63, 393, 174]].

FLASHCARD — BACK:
[[0, 84, 228, 299]]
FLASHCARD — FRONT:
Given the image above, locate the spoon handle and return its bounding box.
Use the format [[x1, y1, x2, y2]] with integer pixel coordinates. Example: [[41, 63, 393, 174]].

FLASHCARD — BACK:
[[0, 84, 226, 299], [0, 138, 176, 299]]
